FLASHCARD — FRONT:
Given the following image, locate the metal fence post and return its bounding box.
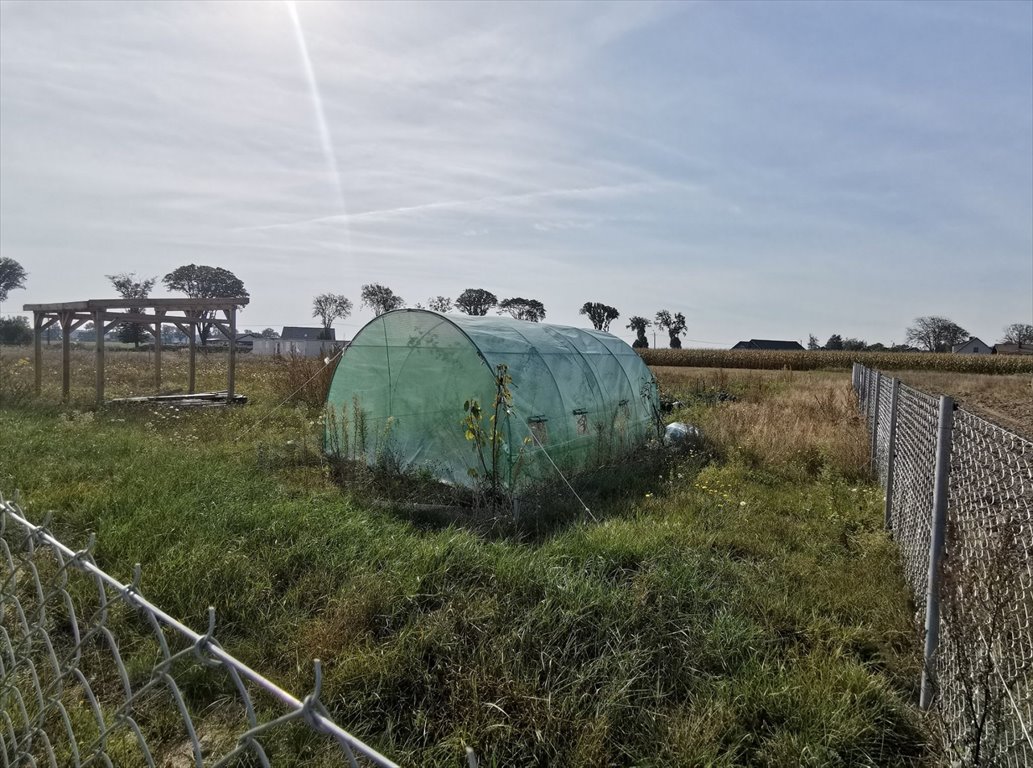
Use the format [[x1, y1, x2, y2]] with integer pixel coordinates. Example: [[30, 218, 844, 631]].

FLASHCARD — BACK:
[[920, 395, 954, 710], [869, 371, 882, 469], [883, 378, 900, 529]]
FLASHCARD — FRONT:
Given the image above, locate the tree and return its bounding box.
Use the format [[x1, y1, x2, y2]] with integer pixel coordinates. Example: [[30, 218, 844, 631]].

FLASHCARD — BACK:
[[654, 310, 687, 348], [108, 272, 156, 348], [163, 264, 249, 346], [0, 316, 32, 345], [905, 316, 968, 352], [627, 316, 651, 348], [360, 283, 405, 316], [579, 302, 620, 332], [260, 328, 280, 339], [455, 288, 497, 316], [841, 337, 867, 352], [824, 334, 844, 351], [497, 297, 546, 322], [427, 296, 452, 313], [807, 334, 821, 351], [1000, 323, 1033, 345], [312, 293, 353, 339], [0, 257, 28, 310]]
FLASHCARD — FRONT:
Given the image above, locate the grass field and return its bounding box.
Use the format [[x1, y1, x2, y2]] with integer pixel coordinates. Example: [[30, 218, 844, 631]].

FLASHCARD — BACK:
[[890, 370, 1033, 440], [0, 348, 933, 766]]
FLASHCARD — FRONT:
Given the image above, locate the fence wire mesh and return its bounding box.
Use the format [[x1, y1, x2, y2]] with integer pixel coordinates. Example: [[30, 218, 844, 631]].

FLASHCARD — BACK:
[[0, 497, 400, 768], [854, 364, 1033, 767], [873, 376, 894, 488]]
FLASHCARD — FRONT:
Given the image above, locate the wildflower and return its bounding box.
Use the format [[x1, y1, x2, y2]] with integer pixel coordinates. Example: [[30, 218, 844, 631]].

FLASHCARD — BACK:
[[645, 493, 653, 499], [740, 501, 746, 507]]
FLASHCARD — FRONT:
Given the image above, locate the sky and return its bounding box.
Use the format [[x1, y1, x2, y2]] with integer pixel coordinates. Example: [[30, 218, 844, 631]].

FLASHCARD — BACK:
[[1, 0, 1031, 347]]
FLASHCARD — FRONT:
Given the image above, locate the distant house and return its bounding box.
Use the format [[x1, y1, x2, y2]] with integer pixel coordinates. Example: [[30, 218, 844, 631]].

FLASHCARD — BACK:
[[731, 339, 805, 351], [282, 326, 334, 342], [252, 326, 346, 358], [952, 337, 990, 355], [993, 342, 1033, 356], [236, 332, 259, 351]]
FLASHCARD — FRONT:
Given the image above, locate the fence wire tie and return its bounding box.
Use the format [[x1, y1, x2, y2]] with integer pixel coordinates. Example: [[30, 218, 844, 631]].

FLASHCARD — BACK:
[[70, 532, 98, 569], [191, 606, 225, 669]]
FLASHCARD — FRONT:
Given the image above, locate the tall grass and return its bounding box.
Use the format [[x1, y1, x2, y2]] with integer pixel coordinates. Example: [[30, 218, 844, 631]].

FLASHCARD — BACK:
[[0, 354, 932, 765], [655, 367, 870, 480]]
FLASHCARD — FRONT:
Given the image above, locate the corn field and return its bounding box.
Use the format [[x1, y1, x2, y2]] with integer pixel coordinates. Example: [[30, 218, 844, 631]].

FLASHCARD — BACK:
[[640, 348, 1033, 374]]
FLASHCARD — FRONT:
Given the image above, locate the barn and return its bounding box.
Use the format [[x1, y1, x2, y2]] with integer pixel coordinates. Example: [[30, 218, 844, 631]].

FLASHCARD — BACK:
[[325, 309, 660, 489]]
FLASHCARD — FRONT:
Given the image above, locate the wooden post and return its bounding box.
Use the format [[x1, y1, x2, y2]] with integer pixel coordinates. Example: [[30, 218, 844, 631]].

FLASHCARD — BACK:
[[33, 311, 43, 396], [153, 311, 164, 394], [94, 310, 105, 406], [227, 307, 236, 402], [188, 322, 197, 394], [60, 311, 71, 402]]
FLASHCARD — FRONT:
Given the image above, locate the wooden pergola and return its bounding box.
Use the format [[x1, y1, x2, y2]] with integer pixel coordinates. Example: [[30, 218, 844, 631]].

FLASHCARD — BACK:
[[23, 298, 250, 405]]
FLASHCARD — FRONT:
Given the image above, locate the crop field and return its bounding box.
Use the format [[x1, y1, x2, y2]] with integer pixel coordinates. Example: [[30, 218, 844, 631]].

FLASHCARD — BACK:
[[641, 347, 1033, 374], [890, 370, 1033, 440], [0, 347, 934, 766]]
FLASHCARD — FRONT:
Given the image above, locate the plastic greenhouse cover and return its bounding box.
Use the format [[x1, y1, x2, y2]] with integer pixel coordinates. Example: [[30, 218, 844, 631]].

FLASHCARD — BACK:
[[325, 309, 659, 490]]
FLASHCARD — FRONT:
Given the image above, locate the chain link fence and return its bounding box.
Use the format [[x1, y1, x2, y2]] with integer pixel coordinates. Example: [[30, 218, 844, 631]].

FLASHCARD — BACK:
[[0, 496, 401, 768], [854, 364, 1033, 767]]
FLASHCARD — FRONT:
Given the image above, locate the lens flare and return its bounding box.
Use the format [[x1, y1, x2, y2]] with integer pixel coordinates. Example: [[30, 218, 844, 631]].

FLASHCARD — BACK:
[[284, 1, 348, 225]]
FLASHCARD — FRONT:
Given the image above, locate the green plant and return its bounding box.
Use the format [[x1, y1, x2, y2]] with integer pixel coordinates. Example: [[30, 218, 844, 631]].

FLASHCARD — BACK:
[[462, 364, 517, 499]]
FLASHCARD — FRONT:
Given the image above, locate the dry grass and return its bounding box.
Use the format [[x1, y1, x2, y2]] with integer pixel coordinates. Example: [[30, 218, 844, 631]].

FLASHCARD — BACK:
[[0, 344, 296, 407], [891, 370, 1033, 440], [654, 366, 870, 479]]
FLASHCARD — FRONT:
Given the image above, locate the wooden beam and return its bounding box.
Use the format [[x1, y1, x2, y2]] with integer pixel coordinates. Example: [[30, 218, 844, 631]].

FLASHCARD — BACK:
[[60, 311, 72, 402], [94, 309, 105, 406], [153, 313, 164, 394], [188, 326, 197, 394], [24, 297, 249, 312], [33, 311, 42, 396], [210, 321, 231, 339], [227, 308, 236, 403]]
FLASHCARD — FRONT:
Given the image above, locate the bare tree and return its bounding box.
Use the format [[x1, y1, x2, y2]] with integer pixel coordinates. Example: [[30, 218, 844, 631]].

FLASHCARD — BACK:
[[999, 323, 1033, 345], [579, 302, 620, 332], [312, 293, 353, 339], [455, 288, 497, 316], [905, 316, 969, 352], [360, 283, 405, 316]]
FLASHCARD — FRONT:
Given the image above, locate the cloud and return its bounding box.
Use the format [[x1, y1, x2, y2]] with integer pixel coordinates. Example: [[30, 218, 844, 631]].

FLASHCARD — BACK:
[[1, 0, 1029, 345]]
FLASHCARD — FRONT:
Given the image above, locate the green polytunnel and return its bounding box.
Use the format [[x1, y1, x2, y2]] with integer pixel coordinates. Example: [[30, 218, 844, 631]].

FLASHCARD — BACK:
[[324, 309, 660, 490]]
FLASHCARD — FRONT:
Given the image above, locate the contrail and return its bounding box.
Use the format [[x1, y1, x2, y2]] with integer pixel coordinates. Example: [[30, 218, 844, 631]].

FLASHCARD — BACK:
[[238, 181, 660, 232], [284, 0, 348, 221]]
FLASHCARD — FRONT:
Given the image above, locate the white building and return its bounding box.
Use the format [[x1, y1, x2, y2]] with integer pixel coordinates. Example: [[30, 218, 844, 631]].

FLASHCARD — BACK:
[[251, 326, 348, 358], [952, 337, 990, 355]]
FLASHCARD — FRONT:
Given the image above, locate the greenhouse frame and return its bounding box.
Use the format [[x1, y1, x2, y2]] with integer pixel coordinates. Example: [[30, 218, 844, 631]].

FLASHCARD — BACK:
[[325, 309, 660, 490]]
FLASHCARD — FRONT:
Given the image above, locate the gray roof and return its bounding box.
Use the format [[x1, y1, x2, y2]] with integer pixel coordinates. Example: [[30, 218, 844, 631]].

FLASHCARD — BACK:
[[731, 339, 805, 351], [281, 326, 334, 341]]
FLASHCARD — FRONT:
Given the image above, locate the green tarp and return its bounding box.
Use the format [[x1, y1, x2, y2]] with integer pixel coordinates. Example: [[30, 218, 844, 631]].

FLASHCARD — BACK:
[[325, 309, 659, 489]]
